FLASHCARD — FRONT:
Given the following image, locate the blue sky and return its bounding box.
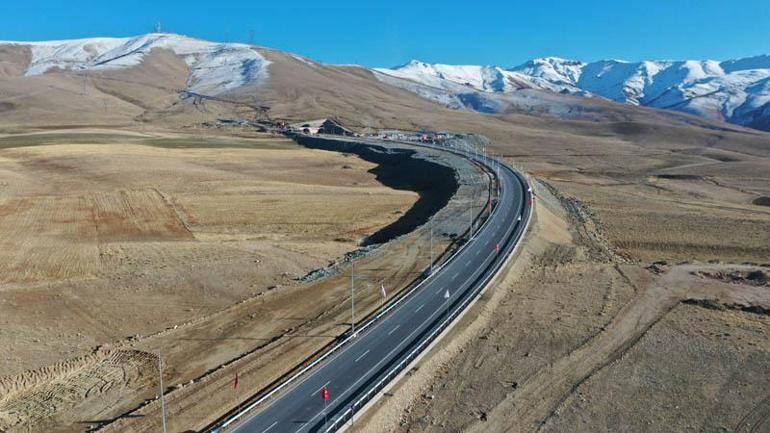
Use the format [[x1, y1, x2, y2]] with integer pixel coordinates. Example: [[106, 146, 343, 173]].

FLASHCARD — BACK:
[[2, 0, 769, 67]]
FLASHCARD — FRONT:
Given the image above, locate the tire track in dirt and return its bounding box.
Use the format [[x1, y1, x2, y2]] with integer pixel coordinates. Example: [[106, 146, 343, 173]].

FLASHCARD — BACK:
[[0, 350, 157, 432], [735, 394, 770, 433]]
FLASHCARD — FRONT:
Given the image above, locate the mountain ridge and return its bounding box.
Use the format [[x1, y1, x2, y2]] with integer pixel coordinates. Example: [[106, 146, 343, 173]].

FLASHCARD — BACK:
[[1, 33, 769, 132], [0, 33, 270, 95], [376, 54, 770, 131]]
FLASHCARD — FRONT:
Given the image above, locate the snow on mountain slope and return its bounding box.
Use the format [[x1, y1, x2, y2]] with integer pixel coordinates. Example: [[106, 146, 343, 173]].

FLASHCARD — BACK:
[[375, 55, 770, 131], [376, 60, 514, 93], [372, 68, 503, 113], [0, 33, 270, 95], [510, 57, 584, 90]]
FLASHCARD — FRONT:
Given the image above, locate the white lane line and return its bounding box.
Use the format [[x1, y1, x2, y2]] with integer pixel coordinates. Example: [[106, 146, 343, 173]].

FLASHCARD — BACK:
[[355, 350, 370, 363], [310, 380, 331, 397], [248, 176, 523, 430], [262, 421, 278, 433], [475, 250, 481, 256], [451, 272, 459, 280], [415, 303, 425, 313], [388, 325, 400, 335], [300, 298, 450, 428]]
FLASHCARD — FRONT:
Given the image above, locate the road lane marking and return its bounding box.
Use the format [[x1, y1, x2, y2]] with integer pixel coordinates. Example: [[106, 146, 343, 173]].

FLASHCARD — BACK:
[[355, 349, 370, 363], [303, 282, 464, 426], [310, 380, 331, 397], [451, 272, 459, 280], [475, 250, 481, 256], [247, 175, 525, 431], [263, 421, 278, 433], [415, 303, 425, 313], [388, 325, 400, 335]]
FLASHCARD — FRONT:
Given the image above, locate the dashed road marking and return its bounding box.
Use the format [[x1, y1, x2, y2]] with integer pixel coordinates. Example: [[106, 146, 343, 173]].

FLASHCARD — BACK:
[[310, 381, 331, 397], [355, 349, 370, 363]]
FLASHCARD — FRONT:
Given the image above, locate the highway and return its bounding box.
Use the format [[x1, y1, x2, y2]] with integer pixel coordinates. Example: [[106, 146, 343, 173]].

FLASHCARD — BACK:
[[216, 138, 531, 433]]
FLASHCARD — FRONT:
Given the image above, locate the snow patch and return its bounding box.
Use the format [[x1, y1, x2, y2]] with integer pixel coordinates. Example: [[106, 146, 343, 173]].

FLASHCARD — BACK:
[[375, 54, 770, 129], [3, 33, 270, 95]]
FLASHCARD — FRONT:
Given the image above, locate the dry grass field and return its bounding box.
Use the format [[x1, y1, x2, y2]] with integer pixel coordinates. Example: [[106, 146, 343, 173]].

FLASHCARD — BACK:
[[0, 128, 491, 433], [0, 44, 768, 433], [0, 130, 418, 377], [356, 175, 769, 433]]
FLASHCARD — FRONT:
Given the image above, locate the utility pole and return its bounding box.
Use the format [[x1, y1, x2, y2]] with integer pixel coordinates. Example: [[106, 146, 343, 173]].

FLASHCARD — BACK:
[[429, 217, 434, 275], [469, 203, 474, 240], [158, 352, 167, 433], [350, 263, 356, 336]]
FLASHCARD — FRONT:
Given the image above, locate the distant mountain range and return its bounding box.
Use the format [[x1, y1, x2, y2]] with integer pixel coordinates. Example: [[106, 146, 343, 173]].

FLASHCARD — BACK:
[[1, 33, 768, 131], [375, 56, 770, 131]]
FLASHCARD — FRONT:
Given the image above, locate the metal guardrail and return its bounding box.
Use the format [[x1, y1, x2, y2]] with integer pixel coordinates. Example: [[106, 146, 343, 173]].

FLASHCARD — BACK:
[[323, 163, 530, 431], [207, 138, 499, 433], [208, 138, 529, 433]]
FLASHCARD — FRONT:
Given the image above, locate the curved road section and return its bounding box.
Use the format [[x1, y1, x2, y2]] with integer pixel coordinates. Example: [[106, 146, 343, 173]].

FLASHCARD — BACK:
[[214, 138, 531, 433]]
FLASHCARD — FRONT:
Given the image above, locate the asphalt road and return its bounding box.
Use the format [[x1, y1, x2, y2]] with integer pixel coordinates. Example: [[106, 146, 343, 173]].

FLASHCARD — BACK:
[[223, 140, 530, 433]]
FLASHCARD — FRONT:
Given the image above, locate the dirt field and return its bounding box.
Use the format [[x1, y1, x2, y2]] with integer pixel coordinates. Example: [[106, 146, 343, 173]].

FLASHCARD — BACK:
[[354, 169, 770, 433], [0, 130, 492, 432], [1, 44, 769, 433], [0, 129, 423, 430], [0, 130, 420, 374]]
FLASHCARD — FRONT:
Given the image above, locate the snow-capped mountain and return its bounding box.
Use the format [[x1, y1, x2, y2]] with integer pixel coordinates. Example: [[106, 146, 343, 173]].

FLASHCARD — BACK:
[[2, 33, 768, 131], [374, 60, 593, 95], [0, 33, 270, 95], [375, 55, 770, 131]]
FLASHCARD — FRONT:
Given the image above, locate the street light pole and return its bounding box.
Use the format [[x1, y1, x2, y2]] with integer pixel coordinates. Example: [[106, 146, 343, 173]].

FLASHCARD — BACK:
[[351, 264, 356, 336], [158, 352, 167, 433], [469, 203, 474, 240], [429, 217, 434, 275]]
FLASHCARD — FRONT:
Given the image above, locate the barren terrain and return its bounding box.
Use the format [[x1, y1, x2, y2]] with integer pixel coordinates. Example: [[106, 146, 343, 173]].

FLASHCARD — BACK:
[[0, 129, 492, 432], [354, 158, 770, 433], [0, 129, 427, 431], [1, 40, 769, 433], [0, 130, 419, 374]]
